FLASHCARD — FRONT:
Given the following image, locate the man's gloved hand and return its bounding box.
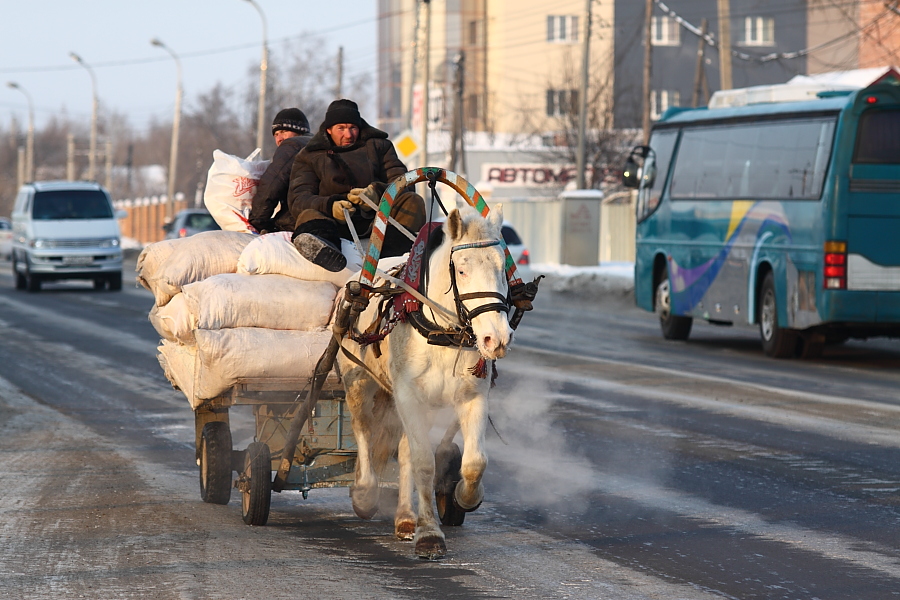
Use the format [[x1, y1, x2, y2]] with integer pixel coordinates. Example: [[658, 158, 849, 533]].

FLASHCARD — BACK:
[[347, 183, 379, 208], [332, 199, 355, 222]]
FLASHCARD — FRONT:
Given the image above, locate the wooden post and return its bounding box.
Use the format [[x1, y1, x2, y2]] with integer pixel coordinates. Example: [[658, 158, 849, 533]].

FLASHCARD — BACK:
[[641, 0, 654, 144], [717, 0, 733, 91]]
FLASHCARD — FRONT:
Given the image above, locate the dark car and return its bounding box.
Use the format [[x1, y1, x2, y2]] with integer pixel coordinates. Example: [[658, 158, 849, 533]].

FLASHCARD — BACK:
[[163, 209, 221, 239]]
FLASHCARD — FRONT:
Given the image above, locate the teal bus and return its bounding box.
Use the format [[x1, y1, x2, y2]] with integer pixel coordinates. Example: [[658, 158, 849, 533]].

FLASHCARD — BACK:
[[623, 71, 900, 358]]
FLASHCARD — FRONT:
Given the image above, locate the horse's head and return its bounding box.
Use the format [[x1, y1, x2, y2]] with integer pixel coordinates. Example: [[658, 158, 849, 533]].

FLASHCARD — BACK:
[[440, 200, 513, 360]]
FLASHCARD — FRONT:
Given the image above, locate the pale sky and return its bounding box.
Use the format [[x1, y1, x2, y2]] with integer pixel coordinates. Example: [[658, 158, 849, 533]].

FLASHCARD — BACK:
[[0, 0, 378, 131]]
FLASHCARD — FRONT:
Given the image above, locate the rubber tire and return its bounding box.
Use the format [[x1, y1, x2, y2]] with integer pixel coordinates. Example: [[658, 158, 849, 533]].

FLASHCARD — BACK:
[[107, 272, 123, 291], [656, 267, 692, 340], [25, 271, 41, 293], [434, 442, 466, 527], [13, 259, 26, 290], [758, 272, 798, 358], [199, 422, 233, 505], [93, 278, 106, 290], [241, 442, 272, 526]]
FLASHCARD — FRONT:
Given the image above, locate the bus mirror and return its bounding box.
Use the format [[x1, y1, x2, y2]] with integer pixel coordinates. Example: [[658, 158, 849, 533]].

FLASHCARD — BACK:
[[623, 145, 654, 189], [623, 155, 640, 188]]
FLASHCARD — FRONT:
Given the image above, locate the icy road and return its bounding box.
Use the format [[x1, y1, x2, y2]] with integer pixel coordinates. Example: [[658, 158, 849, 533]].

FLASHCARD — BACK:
[[0, 256, 899, 599]]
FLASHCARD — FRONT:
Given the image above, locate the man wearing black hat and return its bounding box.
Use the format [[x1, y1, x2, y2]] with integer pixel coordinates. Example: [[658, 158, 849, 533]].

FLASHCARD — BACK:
[[287, 99, 425, 272], [248, 107, 312, 233]]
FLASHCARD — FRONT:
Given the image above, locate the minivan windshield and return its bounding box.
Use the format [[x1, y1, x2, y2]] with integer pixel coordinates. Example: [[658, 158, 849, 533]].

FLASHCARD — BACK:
[[32, 190, 113, 220]]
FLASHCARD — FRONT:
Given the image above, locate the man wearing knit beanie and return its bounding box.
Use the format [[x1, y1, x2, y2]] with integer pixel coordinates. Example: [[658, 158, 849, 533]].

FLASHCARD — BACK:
[[287, 99, 425, 272], [248, 107, 312, 233]]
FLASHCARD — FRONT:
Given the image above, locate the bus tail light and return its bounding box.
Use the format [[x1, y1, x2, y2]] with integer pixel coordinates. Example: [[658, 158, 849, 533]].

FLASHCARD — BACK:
[[824, 240, 847, 289]]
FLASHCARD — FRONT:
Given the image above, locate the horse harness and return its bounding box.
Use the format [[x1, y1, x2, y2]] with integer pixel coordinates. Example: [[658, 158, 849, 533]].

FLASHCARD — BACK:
[[351, 237, 510, 351]]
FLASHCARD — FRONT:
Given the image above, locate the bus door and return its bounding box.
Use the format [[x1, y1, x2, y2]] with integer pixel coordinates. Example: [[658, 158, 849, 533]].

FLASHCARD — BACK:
[[844, 85, 900, 313]]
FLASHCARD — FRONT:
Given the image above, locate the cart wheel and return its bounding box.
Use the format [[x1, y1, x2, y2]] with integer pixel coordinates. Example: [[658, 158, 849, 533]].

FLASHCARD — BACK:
[[434, 442, 466, 527], [199, 422, 232, 505], [240, 442, 272, 526]]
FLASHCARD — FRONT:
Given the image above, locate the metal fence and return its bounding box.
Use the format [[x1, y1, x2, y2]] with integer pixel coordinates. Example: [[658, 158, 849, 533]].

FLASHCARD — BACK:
[[113, 195, 189, 245], [494, 191, 635, 265]]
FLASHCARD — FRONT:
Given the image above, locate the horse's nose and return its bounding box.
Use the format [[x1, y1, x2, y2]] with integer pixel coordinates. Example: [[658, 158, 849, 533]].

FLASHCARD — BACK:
[[481, 331, 509, 359]]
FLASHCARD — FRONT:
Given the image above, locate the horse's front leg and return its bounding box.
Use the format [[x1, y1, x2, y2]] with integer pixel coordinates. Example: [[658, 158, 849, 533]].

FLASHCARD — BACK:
[[393, 433, 416, 540], [394, 382, 445, 559], [454, 386, 488, 512]]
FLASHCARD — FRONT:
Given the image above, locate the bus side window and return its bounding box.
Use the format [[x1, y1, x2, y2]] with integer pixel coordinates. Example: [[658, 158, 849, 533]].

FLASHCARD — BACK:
[[637, 130, 678, 222]]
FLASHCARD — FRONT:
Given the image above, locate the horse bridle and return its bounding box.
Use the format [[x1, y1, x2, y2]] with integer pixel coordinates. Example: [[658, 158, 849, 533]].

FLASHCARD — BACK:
[[447, 239, 510, 340]]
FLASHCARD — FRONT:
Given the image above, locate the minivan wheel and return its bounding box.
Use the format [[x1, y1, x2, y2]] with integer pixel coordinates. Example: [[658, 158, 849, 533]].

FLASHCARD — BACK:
[[25, 268, 41, 293], [93, 278, 107, 290], [107, 272, 123, 291], [13, 259, 26, 290]]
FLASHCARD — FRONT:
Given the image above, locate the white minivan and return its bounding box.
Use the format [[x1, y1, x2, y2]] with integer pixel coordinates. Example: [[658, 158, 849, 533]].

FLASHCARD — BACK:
[[11, 181, 125, 292]]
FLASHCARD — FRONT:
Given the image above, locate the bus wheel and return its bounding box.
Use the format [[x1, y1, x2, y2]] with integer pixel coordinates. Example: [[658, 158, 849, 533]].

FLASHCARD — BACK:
[[758, 272, 797, 358], [656, 269, 692, 340]]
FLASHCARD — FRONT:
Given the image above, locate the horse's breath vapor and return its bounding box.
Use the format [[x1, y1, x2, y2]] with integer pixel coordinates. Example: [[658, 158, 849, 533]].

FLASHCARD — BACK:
[[487, 373, 595, 516]]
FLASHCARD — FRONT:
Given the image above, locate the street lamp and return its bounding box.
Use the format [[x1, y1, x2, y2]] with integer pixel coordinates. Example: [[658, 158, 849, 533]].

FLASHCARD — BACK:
[[242, 0, 268, 154], [69, 52, 99, 181], [151, 37, 183, 222], [7, 82, 34, 182]]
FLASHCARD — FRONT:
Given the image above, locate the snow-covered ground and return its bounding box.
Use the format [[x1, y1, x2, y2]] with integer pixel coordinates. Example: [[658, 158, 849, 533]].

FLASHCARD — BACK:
[[530, 261, 634, 296]]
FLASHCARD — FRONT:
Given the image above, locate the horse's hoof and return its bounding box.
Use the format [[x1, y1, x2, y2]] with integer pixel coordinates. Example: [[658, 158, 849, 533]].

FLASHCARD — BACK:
[[453, 481, 484, 512], [415, 534, 446, 560], [395, 519, 416, 540], [349, 486, 379, 520]]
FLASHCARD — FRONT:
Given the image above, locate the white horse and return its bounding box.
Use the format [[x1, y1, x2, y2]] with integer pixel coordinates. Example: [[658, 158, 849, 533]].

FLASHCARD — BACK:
[[337, 199, 512, 559]]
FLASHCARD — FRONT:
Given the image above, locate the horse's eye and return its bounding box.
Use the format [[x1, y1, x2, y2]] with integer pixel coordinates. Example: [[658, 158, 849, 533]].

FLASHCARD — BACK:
[[457, 269, 465, 276]]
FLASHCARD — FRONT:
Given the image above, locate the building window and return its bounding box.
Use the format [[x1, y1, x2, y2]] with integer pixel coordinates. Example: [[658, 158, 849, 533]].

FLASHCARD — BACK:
[[651, 16, 680, 46], [546, 89, 578, 117], [547, 15, 578, 43], [651, 90, 680, 120], [468, 20, 483, 46], [741, 16, 775, 46], [467, 94, 483, 121]]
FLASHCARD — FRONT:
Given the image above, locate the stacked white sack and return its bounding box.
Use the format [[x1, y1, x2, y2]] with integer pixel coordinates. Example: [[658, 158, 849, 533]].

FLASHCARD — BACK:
[[158, 329, 331, 407], [238, 231, 363, 287], [149, 273, 336, 344], [136, 230, 254, 306]]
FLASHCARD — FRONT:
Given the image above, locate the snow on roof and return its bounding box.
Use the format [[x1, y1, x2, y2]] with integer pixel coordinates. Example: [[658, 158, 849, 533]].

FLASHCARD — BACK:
[[708, 66, 899, 109]]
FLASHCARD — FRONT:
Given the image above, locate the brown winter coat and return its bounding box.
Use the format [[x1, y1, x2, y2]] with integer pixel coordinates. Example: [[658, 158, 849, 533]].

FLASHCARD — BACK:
[[286, 119, 413, 223]]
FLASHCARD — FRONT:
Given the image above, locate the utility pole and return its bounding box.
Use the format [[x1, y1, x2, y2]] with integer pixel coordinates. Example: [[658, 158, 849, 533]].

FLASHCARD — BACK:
[[449, 52, 466, 173], [66, 133, 75, 181], [717, 0, 733, 91], [641, 0, 654, 144], [336, 46, 344, 98], [576, 0, 593, 189], [406, 1, 421, 131], [421, 0, 432, 169], [692, 19, 709, 107]]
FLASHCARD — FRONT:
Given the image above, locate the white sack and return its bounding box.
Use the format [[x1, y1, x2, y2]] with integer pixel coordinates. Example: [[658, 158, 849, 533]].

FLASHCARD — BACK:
[[136, 239, 180, 292], [237, 231, 362, 287], [180, 273, 337, 339], [146, 230, 255, 307], [148, 293, 191, 342], [158, 329, 331, 407], [203, 149, 270, 233]]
